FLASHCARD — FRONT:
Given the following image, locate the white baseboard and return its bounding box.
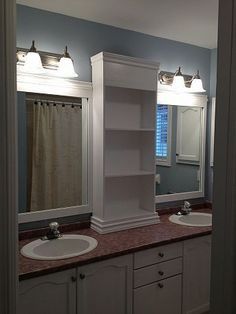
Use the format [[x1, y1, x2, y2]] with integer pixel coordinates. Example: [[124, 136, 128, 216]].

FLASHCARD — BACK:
[[91, 212, 160, 234]]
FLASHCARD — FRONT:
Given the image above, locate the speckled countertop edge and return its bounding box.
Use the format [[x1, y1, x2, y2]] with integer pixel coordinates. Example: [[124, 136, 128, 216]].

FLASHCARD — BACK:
[[19, 209, 212, 281]]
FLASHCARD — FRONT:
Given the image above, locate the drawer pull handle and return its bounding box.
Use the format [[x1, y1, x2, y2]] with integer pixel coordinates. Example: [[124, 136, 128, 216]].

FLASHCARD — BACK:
[[80, 273, 85, 280], [158, 252, 164, 258], [158, 271, 164, 276], [71, 276, 77, 282], [158, 283, 164, 289]]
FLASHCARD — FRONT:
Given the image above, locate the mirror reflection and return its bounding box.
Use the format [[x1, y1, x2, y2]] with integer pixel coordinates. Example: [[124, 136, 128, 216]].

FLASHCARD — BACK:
[[156, 104, 202, 196], [18, 92, 88, 213]]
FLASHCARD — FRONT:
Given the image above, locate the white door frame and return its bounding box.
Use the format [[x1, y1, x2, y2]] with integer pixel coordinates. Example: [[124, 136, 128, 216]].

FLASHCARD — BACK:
[[211, 0, 236, 313], [1, 0, 236, 313], [0, 0, 18, 313]]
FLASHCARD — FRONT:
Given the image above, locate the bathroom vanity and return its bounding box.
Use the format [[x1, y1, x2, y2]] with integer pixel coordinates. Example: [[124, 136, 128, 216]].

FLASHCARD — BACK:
[[17, 51, 211, 314], [18, 212, 211, 314]]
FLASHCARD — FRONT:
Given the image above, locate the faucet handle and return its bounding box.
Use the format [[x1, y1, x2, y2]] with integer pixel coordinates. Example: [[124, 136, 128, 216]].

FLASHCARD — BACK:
[[184, 201, 191, 209], [49, 221, 59, 230], [41, 222, 61, 241]]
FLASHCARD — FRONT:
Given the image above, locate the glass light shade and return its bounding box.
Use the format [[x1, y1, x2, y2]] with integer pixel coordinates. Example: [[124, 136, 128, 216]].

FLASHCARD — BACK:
[[57, 57, 78, 78], [172, 75, 186, 91], [22, 51, 45, 74], [191, 78, 206, 92]]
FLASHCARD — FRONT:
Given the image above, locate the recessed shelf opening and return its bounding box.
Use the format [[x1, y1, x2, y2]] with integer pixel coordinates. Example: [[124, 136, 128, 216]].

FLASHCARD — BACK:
[[104, 176, 155, 220], [105, 86, 156, 130], [105, 131, 155, 176]]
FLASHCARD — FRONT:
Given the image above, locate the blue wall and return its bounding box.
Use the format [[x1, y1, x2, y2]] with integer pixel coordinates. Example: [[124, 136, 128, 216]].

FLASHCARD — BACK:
[[17, 5, 211, 90], [17, 4, 215, 207]]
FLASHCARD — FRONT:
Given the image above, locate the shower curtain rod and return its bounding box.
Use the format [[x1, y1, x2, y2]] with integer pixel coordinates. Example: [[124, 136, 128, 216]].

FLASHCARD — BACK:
[[27, 98, 82, 107]]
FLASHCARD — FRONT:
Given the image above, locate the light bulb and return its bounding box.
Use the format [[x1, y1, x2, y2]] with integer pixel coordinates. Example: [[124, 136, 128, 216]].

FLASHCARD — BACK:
[[22, 40, 45, 74], [57, 46, 78, 78], [172, 67, 186, 92], [190, 71, 206, 92]]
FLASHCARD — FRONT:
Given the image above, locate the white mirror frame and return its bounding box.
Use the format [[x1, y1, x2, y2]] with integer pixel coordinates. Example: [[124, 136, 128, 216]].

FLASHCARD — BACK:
[[17, 70, 93, 223], [155, 87, 208, 203]]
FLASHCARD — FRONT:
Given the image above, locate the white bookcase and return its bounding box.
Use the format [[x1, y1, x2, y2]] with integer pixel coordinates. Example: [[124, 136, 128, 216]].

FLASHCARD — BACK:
[[91, 52, 160, 233]]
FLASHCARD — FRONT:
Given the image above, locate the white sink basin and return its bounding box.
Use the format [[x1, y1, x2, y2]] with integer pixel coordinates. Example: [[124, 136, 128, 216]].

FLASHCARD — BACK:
[[169, 212, 212, 227], [21, 234, 98, 260]]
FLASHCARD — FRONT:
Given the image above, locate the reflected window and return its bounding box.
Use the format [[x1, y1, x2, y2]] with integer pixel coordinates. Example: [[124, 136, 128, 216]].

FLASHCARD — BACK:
[[156, 104, 172, 166]]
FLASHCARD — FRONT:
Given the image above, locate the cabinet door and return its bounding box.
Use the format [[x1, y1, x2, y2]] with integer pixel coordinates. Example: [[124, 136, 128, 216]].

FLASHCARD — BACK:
[[19, 269, 76, 314], [77, 255, 133, 314], [134, 275, 182, 314], [176, 106, 201, 163], [183, 235, 211, 314]]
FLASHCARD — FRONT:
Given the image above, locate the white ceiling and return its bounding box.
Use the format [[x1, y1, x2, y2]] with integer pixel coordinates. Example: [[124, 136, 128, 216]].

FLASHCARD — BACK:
[[17, 0, 219, 49]]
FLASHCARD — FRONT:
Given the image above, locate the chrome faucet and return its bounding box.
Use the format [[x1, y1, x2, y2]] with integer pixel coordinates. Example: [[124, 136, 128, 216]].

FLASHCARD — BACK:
[[181, 201, 192, 215], [42, 222, 62, 240]]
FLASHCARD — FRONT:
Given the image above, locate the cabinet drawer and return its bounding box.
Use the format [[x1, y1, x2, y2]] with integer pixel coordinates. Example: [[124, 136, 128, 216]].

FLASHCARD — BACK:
[[134, 242, 183, 269], [134, 257, 182, 288], [104, 61, 157, 91], [134, 275, 182, 314]]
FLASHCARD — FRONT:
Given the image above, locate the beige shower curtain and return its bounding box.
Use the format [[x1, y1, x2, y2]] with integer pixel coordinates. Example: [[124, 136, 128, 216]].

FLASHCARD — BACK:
[[28, 99, 82, 211]]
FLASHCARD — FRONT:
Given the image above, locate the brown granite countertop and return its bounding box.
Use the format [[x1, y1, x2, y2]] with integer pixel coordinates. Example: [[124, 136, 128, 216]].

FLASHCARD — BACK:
[[19, 209, 212, 281]]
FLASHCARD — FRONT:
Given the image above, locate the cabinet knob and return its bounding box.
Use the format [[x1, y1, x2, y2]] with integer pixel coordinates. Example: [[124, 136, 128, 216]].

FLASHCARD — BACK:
[[158, 270, 164, 276], [158, 252, 164, 258], [158, 283, 164, 289], [71, 276, 77, 282], [80, 273, 85, 280]]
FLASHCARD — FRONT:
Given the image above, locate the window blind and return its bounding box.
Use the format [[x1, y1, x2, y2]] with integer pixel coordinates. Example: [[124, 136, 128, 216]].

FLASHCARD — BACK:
[[156, 104, 168, 158]]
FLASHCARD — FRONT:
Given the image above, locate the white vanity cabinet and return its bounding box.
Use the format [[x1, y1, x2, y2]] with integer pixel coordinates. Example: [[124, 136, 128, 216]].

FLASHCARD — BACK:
[[133, 242, 183, 314], [133, 235, 211, 314], [182, 235, 211, 314], [19, 235, 211, 314], [76, 255, 133, 314], [18, 268, 77, 314], [19, 255, 133, 314]]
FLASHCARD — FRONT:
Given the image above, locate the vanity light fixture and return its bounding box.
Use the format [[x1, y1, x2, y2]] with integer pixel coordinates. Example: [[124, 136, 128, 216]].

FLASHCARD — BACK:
[[57, 46, 78, 78], [171, 67, 186, 91], [17, 43, 78, 78], [158, 68, 206, 93], [22, 40, 45, 74], [190, 70, 206, 92]]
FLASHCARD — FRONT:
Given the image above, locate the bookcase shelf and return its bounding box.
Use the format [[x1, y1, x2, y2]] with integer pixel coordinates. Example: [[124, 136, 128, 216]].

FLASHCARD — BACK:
[[91, 52, 160, 233], [105, 86, 156, 130]]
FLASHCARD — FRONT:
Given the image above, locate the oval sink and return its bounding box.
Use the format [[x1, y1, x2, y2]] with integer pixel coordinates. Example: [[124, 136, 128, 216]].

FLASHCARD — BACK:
[[21, 234, 98, 260], [169, 212, 212, 227]]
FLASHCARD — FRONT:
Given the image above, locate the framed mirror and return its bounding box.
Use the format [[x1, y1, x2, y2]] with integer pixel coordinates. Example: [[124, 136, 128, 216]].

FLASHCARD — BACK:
[[155, 89, 207, 203], [17, 72, 92, 223]]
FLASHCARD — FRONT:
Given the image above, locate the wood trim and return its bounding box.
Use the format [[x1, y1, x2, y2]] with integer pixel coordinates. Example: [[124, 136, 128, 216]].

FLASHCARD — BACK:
[[0, 0, 18, 313], [91, 51, 160, 69], [157, 88, 208, 107], [17, 75, 93, 224], [211, 1, 236, 313], [156, 190, 204, 203], [17, 70, 92, 98]]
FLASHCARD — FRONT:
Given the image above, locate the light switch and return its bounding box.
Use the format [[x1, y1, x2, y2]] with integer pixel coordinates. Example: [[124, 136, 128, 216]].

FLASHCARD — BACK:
[[156, 174, 161, 184]]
